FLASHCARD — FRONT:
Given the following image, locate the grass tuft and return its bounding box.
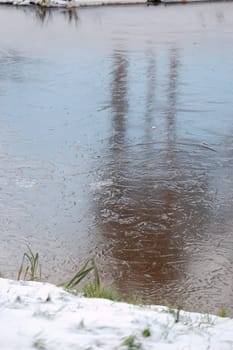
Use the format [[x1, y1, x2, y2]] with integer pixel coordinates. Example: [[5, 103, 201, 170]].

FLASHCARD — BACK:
[[64, 258, 100, 290], [17, 245, 41, 281], [126, 295, 144, 306], [83, 283, 120, 301], [122, 335, 141, 349], [219, 306, 227, 318], [142, 327, 151, 337], [32, 336, 47, 350]]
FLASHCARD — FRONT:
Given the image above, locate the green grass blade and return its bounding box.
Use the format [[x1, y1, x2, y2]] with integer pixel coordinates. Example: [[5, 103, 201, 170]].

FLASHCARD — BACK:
[[65, 267, 94, 289]]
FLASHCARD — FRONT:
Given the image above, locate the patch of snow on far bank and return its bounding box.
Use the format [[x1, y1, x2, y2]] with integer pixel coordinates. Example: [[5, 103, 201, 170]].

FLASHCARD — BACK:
[[0, 0, 216, 6], [0, 278, 233, 349], [0, 0, 147, 7]]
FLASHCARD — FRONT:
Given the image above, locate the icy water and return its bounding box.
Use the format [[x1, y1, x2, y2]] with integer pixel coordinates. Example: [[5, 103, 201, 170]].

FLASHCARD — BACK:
[[1, 2, 233, 315]]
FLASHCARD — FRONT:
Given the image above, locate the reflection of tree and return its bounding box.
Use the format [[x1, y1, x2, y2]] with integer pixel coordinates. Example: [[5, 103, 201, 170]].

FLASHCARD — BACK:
[[93, 48, 186, 302], [198, 8, 225, 27], [62, 9, 79, 26], [31, 7, 79, 26], [110, 51, 128, 148], [35, 6, 53, 25], [93, 46, 214, 308], [144, 49, 156, 142], [166, 48, 179, 147]]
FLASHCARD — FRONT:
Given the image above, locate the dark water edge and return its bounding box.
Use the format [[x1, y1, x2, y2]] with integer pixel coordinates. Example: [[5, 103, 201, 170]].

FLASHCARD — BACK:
[[1, 2, 233, 315]]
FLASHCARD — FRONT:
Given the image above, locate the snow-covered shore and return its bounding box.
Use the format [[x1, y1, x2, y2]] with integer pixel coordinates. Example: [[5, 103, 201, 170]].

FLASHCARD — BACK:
[[0, 278, 233, 350], [0, 0, 147, 7], [0, 0, 223, 8]]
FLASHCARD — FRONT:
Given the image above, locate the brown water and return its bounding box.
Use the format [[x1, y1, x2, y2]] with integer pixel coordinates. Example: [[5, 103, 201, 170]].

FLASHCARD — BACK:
[[1, 2, 233, 315]]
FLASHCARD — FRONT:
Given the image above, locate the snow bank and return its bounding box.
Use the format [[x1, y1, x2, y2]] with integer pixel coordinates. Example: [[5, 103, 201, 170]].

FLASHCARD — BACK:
[[0, 0, 147, 7], [0, 278, 233, 349], [0, 0, 214, 7]]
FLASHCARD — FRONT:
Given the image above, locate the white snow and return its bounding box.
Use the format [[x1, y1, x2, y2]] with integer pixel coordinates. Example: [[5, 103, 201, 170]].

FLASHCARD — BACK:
[[0, 278, 233, 349], [0, 0, 147, 7]]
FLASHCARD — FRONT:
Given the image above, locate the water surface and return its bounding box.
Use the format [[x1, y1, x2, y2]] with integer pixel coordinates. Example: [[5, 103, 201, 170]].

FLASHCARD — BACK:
[[1, 2, 233, 315]]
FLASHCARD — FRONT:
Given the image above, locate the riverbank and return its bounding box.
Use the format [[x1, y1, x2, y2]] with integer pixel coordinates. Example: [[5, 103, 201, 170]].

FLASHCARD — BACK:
[[0, 0, 226, 8], [0, 0, 147, 7], [0, 278, 232, 349]]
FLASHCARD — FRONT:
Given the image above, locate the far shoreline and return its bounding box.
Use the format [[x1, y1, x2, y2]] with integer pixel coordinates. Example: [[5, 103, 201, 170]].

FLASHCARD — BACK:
[[0, 0, 231, 9]]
